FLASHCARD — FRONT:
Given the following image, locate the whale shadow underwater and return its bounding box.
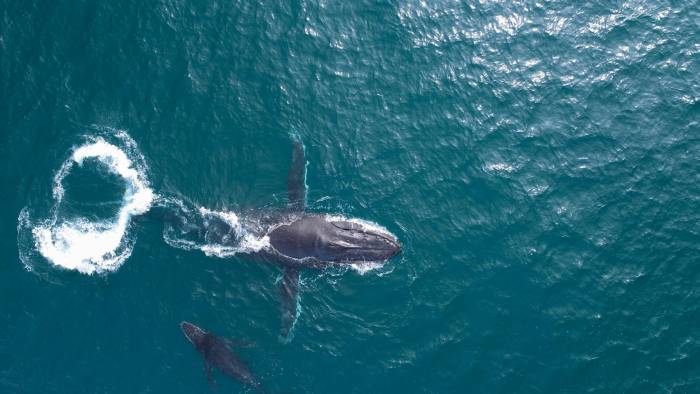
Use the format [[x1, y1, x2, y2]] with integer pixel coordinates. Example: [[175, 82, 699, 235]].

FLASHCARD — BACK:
[[159, 134, 402, 339]]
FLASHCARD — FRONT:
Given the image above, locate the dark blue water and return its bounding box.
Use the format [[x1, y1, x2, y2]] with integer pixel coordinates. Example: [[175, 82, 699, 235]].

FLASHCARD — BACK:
[[1, 1, 699, 393]]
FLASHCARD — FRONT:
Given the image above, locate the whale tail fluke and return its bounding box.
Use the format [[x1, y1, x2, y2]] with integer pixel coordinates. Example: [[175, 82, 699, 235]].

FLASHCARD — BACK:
[[278, 267, 300, 342]]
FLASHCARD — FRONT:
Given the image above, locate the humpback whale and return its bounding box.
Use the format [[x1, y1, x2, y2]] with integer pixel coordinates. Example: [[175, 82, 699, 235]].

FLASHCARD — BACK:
[[162, 135, 402, 338], [180, 321, 264, 393]]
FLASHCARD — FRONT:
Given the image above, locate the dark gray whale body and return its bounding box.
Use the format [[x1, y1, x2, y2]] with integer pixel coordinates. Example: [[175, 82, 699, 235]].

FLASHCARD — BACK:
[[164, 136, 402, 339], [267, 215, 401, 263], [264, 138, 401, 338], [181, 321, 263, 393], [264, 137, 401, 264]]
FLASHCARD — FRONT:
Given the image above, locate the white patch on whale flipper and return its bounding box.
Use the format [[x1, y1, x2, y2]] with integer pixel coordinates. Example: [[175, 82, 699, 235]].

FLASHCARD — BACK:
[[17, 129, 154, 275]]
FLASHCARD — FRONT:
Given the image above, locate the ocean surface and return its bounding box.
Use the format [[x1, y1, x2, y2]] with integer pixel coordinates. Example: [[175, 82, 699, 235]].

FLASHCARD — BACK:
[[1, 0, 699, 393]]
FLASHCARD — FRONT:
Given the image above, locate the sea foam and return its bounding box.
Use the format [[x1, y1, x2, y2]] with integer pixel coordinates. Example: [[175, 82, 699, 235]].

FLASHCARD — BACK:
[[19, 130, 154, 275], [161, 202, 270, 258]]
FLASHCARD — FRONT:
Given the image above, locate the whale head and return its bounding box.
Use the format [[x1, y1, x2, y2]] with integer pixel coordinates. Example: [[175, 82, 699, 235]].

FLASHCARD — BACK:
[[268, 215, 402, 263], [180, 321, 207, 346], [321, 217, 402, 262]]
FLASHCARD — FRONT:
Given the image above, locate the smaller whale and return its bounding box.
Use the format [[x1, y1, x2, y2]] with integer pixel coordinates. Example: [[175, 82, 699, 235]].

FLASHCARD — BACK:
[[180, 321, 264, 393]]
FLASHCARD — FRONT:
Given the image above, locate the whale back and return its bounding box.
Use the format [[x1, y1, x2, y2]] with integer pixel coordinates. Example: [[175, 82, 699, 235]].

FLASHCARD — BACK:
[[267, 215, 401, 263]]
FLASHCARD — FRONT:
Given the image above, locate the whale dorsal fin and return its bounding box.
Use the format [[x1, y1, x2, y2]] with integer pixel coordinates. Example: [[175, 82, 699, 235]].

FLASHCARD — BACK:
[[287, 132, 307, 211]]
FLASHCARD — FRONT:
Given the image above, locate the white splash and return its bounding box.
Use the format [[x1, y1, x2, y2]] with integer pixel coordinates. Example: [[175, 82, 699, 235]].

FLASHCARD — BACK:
[[200, 207, 271, 255], [163, 204, 270, 258], [484, 162, 516, 173], [350, 261, 386, 275], [19, 130, 154, 275]]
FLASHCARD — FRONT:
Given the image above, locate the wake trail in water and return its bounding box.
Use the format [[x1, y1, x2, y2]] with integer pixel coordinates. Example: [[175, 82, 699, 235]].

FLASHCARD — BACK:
[[156, 195, 270, 258], [157, 198, 389, 274], [17, 128, 391, 277], [16, 128, 271, 275]]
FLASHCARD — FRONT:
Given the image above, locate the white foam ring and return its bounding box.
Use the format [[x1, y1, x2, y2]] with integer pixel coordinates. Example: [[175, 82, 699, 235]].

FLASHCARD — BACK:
[[19, 130, 154, 275]]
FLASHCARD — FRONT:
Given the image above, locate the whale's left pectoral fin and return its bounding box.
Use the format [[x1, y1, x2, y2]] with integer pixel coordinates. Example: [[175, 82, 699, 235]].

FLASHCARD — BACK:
[[279, 267, 300, 341], [287, 132, 307, 212], [204, 360, 216, 389]]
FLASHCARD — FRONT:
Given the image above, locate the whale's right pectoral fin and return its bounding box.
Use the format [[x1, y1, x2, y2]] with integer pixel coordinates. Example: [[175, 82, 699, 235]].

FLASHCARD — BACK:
[[279, 267, 300, 342], [287, 132, 307, 212]]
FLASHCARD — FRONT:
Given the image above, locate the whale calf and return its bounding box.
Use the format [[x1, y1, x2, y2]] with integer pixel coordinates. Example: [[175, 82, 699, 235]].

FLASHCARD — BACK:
[[180, 321, 264, 393], [162, 135, 402, 339]]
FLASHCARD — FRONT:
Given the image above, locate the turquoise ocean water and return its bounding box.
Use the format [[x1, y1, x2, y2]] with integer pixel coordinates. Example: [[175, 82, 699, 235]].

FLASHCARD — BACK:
[[1, 1, 699, 393]]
